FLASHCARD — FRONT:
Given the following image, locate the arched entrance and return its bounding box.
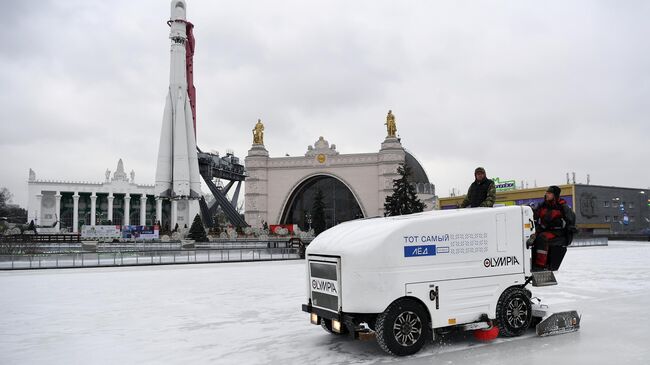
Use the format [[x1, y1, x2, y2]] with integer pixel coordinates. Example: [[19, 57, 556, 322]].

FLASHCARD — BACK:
[[281, 175, 364, 231]]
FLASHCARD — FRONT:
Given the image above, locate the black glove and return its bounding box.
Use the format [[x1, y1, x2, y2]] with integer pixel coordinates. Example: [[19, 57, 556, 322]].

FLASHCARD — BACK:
[[565, 226, 577, 246], [526, 234, 536, 249]]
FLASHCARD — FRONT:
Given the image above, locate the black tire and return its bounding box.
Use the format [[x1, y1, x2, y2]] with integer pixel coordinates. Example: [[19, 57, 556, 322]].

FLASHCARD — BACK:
[[320, 318, 348, 335], [376, 299, 430, 356], [495, 286, 532, 337], [524, 288, 532, 299]]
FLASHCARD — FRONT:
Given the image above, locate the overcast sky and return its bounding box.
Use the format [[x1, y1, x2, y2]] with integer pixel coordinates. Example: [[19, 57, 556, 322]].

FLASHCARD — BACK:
[[1, 0, 649, 208]]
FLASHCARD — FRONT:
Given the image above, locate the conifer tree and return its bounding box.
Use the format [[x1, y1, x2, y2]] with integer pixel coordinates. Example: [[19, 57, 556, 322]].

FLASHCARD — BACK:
[[384, 162, 425, 216], [311, 189, 327, 236], [188, 214, 208, 242]]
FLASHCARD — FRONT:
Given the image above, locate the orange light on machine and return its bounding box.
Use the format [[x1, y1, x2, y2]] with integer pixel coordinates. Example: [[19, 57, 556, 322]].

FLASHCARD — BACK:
[[310, 313, 319, 325], [332, 319, 342, 333]]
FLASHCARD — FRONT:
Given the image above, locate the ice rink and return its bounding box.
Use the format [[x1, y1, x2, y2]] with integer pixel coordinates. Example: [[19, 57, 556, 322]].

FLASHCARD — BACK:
[[1, 241, 649, 364]]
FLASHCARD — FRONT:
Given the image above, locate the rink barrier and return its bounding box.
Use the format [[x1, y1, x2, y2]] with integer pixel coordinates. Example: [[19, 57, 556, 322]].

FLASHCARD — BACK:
[[0, 247, 302, 270], [0, 238, 308, 254], [570, 236, 608, 247]]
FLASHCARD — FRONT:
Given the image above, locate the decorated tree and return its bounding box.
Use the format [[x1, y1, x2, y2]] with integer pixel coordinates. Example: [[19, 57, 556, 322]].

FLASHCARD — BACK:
[[0, 187, 27, 224], [187, 214, 209, 242], [384, 162, 425, 216], [311, 189, 327, 236]]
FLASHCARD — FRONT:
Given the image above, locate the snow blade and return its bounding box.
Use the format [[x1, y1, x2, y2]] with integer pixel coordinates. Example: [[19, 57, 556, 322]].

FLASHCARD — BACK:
[[536, 310, 580, 337]]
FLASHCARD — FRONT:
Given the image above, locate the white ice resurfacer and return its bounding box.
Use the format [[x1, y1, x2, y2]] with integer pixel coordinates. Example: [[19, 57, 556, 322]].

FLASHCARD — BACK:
[[301, 206, 580, 356]]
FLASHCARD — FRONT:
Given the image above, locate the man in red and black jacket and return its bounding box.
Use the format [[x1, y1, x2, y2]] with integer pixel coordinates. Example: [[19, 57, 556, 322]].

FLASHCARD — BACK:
[[531, 186, 577, 271]]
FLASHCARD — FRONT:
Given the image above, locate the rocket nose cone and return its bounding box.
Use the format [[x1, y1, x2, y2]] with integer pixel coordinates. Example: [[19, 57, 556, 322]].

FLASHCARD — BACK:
[[170, 0, 187, 20]]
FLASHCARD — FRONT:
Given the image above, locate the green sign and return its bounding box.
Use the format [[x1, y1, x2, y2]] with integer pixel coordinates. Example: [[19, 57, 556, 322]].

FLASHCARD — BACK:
[[493, 177, 516, 192]]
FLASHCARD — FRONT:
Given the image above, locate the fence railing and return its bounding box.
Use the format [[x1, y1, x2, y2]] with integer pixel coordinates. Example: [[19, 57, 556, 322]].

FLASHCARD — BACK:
[[571, 236, 609, 247], [0, 238, 306, 254], [0, 234, 81, 243], [0, 247, 301, 270]]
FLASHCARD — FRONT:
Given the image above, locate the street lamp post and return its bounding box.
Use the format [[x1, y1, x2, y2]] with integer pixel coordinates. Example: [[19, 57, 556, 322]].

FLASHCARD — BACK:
[[305, 212, 312, 231]]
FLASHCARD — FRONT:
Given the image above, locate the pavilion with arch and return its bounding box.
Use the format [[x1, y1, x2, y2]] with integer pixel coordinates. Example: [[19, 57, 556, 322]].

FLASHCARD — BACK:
[[244, 113, 436, 231]]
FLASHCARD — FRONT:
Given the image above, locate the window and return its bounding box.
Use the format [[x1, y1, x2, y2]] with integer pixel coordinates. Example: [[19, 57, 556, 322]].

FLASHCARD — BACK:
[[605, 216, 610, 222], [629, 202, 634, 209], [604, 201, 610, 207]]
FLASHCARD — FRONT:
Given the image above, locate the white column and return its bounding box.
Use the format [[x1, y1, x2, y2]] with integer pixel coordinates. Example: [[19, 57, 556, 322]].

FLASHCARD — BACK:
[[124, 194, 131, 226], [171, 200, 178, 229], [90, 193, 97, 226], [35, 194, 43, 225], [107, 193, 114, 223], [140, 195, 147, 226], [72, 193, 79, 233], [54, 192, 62, 232], [156, 198, 163, 226]]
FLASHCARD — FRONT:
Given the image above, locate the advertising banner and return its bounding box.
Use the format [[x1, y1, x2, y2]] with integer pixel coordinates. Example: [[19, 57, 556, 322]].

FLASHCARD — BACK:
[[122, 225, 160, 239], [81, 225, 122, 239], [493, 177, 516, 192], [270, 224, 297, 235]]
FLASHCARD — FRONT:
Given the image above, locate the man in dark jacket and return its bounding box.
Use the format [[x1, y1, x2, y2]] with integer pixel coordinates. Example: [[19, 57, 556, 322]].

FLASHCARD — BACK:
[[460, 167, 496, 208], [531, 185, 577, 271]]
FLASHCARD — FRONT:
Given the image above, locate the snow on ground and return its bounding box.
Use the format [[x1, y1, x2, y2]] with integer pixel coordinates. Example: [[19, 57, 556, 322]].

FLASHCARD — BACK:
[[1, 241, 649, 365]]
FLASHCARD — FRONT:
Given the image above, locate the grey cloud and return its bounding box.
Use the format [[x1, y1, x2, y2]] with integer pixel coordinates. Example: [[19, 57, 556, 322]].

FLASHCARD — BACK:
[[2, 0, 649, 207]]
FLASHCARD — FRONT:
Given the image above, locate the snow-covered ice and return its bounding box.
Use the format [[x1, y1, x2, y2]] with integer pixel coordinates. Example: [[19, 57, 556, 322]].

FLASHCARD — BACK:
[[1, 241, 649, 364]]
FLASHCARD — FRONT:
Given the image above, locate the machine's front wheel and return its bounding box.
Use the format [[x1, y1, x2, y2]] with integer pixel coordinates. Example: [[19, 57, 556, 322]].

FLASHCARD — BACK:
[[376, 299, 429, 356], [495, 287, 532, 337]]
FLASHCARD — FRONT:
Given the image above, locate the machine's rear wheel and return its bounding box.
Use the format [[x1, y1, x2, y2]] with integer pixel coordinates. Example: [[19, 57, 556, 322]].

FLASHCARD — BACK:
[[495, 287, 532, 337], [376, 298, 429, 356]]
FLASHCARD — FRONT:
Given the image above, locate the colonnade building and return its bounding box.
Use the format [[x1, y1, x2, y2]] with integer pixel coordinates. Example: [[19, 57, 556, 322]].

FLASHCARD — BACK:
[[26, 159, 162, 233]]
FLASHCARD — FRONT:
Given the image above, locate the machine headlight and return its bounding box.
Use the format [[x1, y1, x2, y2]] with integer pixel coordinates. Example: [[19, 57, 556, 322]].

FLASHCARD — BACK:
[[332, 319, 342, 333]]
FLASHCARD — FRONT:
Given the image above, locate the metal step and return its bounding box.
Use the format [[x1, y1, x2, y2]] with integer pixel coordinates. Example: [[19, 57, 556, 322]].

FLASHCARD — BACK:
[[531, 270, 558, 287]]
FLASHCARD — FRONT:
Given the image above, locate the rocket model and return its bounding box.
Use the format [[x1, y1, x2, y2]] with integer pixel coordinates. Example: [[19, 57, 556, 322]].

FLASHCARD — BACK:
[[155, 0, 201, 226]]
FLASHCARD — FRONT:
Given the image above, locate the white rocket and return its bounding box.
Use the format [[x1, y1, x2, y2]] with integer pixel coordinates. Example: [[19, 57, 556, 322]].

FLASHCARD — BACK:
[[155, 0, 201, 200]]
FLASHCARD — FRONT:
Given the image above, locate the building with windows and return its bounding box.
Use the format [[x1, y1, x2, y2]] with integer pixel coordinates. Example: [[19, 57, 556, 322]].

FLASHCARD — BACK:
[[26, 159, 157, 233], [439, 184, 650, 235], [244, 133, 436, 231]]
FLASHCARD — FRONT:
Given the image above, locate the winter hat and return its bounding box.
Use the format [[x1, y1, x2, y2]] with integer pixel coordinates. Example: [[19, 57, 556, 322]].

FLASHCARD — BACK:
[[546, 185, 561, 197], [474, 167, 486, 174]]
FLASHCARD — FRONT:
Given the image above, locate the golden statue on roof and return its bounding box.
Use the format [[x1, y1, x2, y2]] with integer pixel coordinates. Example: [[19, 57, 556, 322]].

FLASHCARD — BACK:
[[385, 110, 397, 138], [252, 119, 264, 145]]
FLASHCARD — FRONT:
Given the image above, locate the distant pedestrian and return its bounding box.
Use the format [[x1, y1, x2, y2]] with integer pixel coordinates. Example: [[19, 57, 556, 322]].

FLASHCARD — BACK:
[[460, 167, 496, 208]]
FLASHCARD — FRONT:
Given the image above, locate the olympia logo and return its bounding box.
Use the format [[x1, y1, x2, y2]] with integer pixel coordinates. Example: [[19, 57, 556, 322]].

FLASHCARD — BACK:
[[483, 256, 520, 268], [312, 279, 338, 294]]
